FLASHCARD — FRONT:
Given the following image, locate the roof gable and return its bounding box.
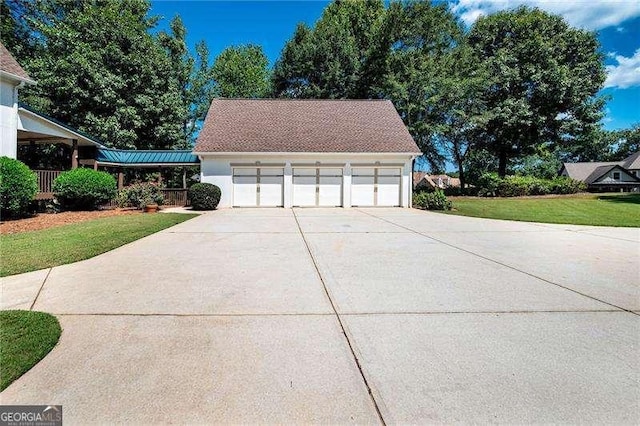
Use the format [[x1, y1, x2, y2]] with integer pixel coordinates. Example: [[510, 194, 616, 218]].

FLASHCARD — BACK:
[[194, 99, 421, 154], [622, 151, 640, 170], [0, 42, 35, 84], [586, 164, 640, 184]]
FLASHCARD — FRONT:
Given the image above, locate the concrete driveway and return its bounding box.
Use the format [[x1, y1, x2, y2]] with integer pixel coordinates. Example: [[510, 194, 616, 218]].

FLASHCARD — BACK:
[[1, 208, 638, 424]]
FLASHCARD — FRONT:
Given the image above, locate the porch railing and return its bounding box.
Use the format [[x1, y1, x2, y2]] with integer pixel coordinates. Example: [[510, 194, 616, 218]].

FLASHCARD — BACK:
[[34, 170, 62, 200], [32, 169, 189, 207]]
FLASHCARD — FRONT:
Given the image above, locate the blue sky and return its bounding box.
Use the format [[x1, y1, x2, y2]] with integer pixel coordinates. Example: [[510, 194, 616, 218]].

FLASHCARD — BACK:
[[150, 0, 640, 132]]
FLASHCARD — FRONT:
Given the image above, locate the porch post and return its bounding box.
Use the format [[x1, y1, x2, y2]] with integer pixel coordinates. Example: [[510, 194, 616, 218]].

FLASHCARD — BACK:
[[158, 168, 163, 186], [71, 139, 78, 169], [118, 170, 124, 190], [182, 169, 187, 189], [93, 161, 98, 171]]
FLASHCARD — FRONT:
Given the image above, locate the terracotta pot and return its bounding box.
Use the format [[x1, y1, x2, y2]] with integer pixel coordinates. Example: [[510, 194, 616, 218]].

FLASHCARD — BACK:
[[144, 204, 159, 213]]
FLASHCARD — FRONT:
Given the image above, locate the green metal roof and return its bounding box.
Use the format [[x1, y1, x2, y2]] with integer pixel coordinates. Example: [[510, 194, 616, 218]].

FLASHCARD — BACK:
[[96, 148, 199, 165]]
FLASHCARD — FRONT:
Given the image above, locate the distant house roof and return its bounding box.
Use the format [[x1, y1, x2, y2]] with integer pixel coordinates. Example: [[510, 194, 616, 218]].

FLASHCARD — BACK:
[[562, 162, 619, 182], [194, 99, 421, 154], [96, 148, 199, 166], [622, 151, 640, 170], [562, 151, 640, 184], [0, 42, 35, 84]]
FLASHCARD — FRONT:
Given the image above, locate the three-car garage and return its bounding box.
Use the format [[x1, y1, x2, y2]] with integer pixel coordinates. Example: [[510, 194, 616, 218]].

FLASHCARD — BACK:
[[195, 99, 421, 208], [230, 165, 403, 207]]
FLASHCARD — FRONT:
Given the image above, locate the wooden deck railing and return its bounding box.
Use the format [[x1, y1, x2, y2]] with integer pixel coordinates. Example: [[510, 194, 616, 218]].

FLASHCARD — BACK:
[[32, 169, 189, 207], [33, 170, 62, 200]]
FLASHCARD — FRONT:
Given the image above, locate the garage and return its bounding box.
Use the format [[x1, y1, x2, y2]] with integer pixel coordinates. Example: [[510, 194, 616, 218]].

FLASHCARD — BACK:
[[195, 99, 421, 208], [293, 167, 343, 207], [232, 168, 284, 207], [351, 167, 401, 207]]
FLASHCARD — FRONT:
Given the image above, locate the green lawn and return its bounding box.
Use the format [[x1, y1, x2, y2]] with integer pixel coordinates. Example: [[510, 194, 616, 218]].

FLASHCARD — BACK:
[[445, 193, 640, 227], [1, 213, 197, 277], [0, 310, 61, 391]]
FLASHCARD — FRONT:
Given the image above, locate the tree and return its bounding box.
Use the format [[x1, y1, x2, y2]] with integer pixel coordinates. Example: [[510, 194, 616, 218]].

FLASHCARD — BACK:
[[468, 6, 607, 176], [212, 45, 270, 98], [272, 0, 384, 99], [429, 43, 490, 187], [375, 1, 463, 172], [9, 0, 186, 150]]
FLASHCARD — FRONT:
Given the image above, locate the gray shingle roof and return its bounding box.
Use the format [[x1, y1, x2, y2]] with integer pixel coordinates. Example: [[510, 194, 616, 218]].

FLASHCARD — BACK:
[[194, 99, 421, 154], [0, 42, 34, 83], [562, 162, 619, 182], [622, 151, 640, 170]]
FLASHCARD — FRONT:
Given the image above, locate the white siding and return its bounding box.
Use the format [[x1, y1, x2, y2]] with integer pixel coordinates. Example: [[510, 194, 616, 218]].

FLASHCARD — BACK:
[[0, 79, 17, 158], [200, 154, 415, 208]]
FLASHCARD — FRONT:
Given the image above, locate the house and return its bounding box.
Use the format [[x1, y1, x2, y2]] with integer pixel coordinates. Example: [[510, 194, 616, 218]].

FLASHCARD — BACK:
[[413, 172, 461, 191], [560, 151, 640, 192], [0, 42, 198, 200], [194, 99, 421, 208]]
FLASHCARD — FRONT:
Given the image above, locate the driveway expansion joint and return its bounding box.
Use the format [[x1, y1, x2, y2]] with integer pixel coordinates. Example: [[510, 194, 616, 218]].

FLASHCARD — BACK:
[[357, 209, 639, 317], [292, 209, 387, 426], [29, 267, 52, 311]]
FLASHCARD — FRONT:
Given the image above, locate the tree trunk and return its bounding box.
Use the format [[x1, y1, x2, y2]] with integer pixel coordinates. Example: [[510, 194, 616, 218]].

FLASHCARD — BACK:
[[455, 154, 466, 189], [498, 150, 508, 177]]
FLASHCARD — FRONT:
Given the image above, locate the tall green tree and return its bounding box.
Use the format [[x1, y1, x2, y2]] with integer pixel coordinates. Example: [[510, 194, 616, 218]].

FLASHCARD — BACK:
[[376, 1, 464, 172], [7, 0, 186, 150], [272, 0, 384, 98], [212, 45, 270, 98], [468, 6, 607, 176]]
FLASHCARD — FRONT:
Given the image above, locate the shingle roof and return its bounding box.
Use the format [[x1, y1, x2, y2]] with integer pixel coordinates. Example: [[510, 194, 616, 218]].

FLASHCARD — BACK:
[[0, 42, 34, 83], [194, 99, 421, 154], [562, 162, 619, 182], [622, 151, 640, 170], [96, 148, 199, 165]]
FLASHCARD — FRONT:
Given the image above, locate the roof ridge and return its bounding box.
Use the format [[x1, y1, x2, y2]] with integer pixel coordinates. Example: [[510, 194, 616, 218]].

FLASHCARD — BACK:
[[213, 98, 390, 102]]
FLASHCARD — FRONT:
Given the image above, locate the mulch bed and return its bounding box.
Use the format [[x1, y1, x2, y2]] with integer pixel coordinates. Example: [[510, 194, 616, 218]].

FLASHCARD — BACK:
[[0, 209, 141, 235]]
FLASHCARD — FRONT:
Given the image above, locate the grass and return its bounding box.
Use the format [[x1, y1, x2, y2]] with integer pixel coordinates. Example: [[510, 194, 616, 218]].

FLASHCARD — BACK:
[[445, 193, 640, 227], [0, 213, 197, 277], [0, 310, 62, 391]]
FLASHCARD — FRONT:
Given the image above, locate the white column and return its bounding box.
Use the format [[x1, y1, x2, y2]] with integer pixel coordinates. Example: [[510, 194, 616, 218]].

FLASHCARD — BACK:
[[402, 160, 412, 207], [0, 80, 19, 159], [283, 161, 292, 208], [343, 162, 352, 208]]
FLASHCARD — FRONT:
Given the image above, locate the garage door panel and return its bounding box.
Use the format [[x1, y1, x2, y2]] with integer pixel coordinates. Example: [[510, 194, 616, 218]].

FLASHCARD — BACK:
[[351, 173, 375, 206], [233, 168, 257, 176], [293, 175, 316, 206], [318, 175, 342, 206], [377, 168, 401, 176], [293, 168, 343, 207], [353, 168, 375, 177], [233, 168, 283, 207], [233, 175, 258, 206]]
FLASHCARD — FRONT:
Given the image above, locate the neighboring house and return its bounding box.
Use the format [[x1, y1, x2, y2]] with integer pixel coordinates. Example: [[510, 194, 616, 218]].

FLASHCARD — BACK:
[[194, 99, 421, 208], [560, 151, 640, 192], [413, 172, 461, 191], [0, 42, 198, 200]]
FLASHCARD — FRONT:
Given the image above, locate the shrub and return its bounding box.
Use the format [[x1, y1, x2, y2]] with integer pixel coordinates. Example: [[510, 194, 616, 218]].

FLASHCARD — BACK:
[[0, 157, 38, 218], [116, 182, 164, 209], [188, 183, 221, 210], [413, 189, 452, 210], [477, 173, 585, 197], [52, 168, 117, 210], [476, 172, 502, 197]]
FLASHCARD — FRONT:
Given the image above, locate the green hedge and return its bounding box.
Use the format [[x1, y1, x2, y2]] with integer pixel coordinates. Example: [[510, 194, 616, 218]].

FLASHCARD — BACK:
[[476, 173, 586, 197], [116, 182, 164, 209], [413, 189, 452, 210], [52, 168, 117, 210], [0, 157, 37, 218], [188, 183, 221, 210]]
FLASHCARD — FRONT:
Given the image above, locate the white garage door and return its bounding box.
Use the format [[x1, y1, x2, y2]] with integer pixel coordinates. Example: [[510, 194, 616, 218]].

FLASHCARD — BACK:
[[351, 167, 401, 207], [293, 168, 343, 207], [233, 168, 284, 207]]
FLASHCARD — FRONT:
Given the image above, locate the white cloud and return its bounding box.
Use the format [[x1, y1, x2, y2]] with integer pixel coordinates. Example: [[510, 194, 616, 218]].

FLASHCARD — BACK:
[[605, 49, 640, 89], [450, 0, 640, 30]]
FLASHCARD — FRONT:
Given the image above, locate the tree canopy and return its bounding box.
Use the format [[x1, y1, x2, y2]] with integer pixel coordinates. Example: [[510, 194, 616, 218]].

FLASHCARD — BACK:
[[212, 45, 271, 98]]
